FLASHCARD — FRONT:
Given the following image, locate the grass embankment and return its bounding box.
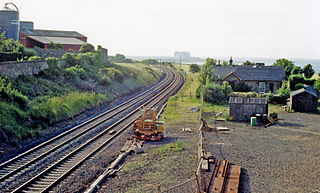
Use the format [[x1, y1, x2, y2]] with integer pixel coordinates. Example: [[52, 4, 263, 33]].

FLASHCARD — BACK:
[[0, 55, 162, 143], [116, 65, 220, 192]]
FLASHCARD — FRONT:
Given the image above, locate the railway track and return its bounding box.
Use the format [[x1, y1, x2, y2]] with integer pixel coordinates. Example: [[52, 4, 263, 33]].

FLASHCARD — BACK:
[[0, 68, 183, 192]]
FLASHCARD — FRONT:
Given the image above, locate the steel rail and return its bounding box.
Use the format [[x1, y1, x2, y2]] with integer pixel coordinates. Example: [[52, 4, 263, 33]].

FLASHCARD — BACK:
[[0, 70, 172, 183], [12, 70, 183, 193]]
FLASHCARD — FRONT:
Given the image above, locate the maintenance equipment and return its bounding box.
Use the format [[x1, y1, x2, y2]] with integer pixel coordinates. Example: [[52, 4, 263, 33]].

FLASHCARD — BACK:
[[132, 108, 165, 141]]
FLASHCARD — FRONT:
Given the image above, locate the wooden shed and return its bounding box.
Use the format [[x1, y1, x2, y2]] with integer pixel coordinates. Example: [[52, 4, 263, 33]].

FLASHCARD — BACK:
[[229, 97, 268, 121], [290, 86, 319, 112]]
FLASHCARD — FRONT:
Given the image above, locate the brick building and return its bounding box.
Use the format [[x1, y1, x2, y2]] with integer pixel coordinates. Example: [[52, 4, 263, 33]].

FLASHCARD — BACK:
[[19, 21, 87, 51]]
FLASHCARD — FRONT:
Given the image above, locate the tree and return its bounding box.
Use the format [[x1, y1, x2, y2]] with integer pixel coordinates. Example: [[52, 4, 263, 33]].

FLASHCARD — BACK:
[[242, 60, 255, 66], [189, 63, 200, 73], [273, 58, 295, 80], [115, 54, 126, 61], [291, 66, 303, 75], [199, 58, 215, 85], [142, 59, 158, 65], [79, 43, 95, 53], [302, 64, 315, 79], [205, 57, 217, 66], [287, 74, 306, 90], [313, 79, 320, 92]]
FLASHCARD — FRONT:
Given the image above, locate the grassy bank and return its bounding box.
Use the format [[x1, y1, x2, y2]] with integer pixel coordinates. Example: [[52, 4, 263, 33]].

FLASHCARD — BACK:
[[0, 58, 162, 143]]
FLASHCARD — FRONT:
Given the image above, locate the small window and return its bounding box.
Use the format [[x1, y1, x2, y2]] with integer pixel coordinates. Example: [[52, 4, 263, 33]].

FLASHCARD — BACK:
[[259, 82, 265, 93]]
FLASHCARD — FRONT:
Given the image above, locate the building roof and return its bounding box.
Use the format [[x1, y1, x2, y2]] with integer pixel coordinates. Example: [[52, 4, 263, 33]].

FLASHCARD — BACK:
[[28, 36, 86, 45], [212, 66, 285, 82], [291, 85, 319, 98], [21, 29, 86, 38], [229, 97, 267, 104]]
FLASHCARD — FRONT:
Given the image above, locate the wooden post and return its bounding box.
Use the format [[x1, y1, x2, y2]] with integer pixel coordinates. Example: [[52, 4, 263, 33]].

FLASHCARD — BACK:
[[195, 170, 201, 193]]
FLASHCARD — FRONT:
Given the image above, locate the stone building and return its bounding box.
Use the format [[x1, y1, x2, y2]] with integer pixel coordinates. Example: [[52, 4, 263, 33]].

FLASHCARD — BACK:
[[212, 65, 285, 93]]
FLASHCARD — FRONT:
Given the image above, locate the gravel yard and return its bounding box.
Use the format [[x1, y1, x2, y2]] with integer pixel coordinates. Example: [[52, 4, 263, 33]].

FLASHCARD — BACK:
[[203, 109, 320, 193]]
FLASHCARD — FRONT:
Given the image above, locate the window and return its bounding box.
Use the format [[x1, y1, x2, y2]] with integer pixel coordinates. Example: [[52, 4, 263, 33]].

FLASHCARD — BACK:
[[259, 82, 265, 93]]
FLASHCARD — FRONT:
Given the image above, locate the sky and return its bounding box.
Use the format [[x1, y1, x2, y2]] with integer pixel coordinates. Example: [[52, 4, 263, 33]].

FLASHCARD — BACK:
[[4, 0, 320, 59]]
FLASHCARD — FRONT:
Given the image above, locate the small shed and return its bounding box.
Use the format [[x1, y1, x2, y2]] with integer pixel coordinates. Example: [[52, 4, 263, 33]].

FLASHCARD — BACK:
[[229, 97, 268, 121], [290, 86, 319, 112]]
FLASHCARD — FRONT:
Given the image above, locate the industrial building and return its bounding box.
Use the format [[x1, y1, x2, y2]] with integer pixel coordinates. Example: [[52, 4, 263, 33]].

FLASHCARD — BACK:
[[1, 2, 88, 51], [20, 21, 87, 51], [0, 3, 20, 41]]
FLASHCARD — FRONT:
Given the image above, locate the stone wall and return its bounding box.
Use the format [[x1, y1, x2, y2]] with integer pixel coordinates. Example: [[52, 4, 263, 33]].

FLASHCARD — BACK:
[[32, 47, 78, 59], [0, 61, 49, 78]]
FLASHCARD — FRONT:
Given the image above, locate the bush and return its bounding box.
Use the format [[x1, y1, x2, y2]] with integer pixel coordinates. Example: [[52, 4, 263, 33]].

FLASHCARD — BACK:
[[0, 77, 29, 107], [314, 79, 320, 92], [231, 92, 258, 98], [189, 64, 200, 73], [45, 57, 59, 69], [233, 81, 251, 92], [202, 83, 225, 103], [79, 43, 95, 53], [295, 83, 304, 90], [288, 74, 315, 90], [267, 93, 288, 105], [65, 65, 85, 79], [221, 81, 232, 99], [0, 52, 22, 62], [28, 56, 42, 61], [62, 53, 81, 67]]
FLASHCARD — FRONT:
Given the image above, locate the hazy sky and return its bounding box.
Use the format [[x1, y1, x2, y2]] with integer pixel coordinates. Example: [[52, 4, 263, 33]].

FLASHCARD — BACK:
[[6, 0, 320, 58]]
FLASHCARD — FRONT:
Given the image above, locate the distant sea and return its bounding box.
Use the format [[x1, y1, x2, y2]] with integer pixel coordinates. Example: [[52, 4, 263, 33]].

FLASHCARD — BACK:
[[188, 57, 320, 73]]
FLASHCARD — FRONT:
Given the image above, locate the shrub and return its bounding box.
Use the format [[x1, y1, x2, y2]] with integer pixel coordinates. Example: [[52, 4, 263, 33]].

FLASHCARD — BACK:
[[62, 53, 81, 66], [0, 77, 29, 107], [202, 83, 225, 103], [221, 81, 232, 99], [79, 43, 95, 53], [233, 81, 251, 92], [288, 74, 315, 90], [45, 57, 59, 69], [28, 56, 42, 61], [314, 79, 320, 92], [231, 92, 258, 98], [0, 101, 30, 142], [99, 67, 123, 81], [65, 65, 85, 79], [189, 64, 200, 73], [267, 93, 288, 105], [295, 83, 304, 90]]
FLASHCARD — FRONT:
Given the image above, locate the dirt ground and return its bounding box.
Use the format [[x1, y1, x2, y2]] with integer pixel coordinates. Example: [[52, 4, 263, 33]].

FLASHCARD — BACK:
[[202, 107, 320, 193]]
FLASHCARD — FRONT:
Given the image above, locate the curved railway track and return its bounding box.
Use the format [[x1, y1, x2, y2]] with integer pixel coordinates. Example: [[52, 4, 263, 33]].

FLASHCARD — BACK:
[[0, 68, 184, 192]]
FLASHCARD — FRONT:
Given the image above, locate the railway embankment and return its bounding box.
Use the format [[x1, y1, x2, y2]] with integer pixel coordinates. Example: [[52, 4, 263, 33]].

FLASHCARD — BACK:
[[0, 57, 163, 162]]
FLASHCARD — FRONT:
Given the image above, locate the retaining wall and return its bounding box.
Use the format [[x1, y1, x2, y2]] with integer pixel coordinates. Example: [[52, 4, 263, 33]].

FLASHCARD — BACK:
[[32, 47, 78, 59], [0, 61, 49, 78]]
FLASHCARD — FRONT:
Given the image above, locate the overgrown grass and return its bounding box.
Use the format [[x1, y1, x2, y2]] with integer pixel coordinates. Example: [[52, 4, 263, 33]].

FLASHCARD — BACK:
[[0, 102, 35, 142], [32, 92, 107, 123]]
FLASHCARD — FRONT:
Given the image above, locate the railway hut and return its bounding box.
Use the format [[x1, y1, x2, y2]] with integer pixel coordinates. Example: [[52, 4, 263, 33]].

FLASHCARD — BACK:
[[289, 85, 319, 112], [229, 97, 268, 121]]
